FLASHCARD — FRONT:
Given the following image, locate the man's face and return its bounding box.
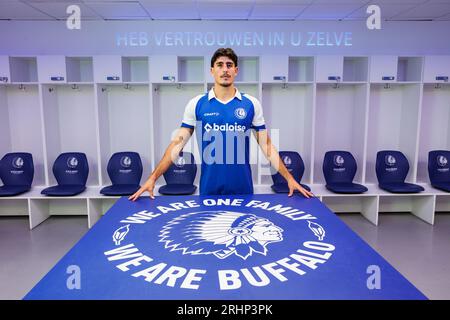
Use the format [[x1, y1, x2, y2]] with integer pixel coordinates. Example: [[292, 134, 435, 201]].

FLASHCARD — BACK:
[[211, 56, 238, 87]]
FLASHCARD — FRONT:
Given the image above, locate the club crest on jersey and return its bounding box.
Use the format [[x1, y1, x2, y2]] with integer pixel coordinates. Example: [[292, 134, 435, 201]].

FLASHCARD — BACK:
[[159, 211, 284, 260], [234, 108, 247, 120]]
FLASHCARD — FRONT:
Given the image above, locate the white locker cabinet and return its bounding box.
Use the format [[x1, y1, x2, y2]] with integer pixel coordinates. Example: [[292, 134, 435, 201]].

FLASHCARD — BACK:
[[366, 84, 421, 184], [93, 55, 122, 83], [417, 84, 450, 183], [289, 57, 314, 82], [0, 84, 46, 186], [121, 57, 149, 83], [149, 55, 178, 83], [423, 56, 450, 83], [9, 57, 38, 83], [315, 55, 343, 83], [314, 84, 368, 184], [96, 84, 152, 185], [41, 84, 100, 187], [260, 55, 288, 83], [37, 55, 67, 83], [235, 57, 259, 82], [178, 57, 204, 83], [65, 57, 93, 83], [397, 57, 423, 82], [0, 56, 11, 83], [369, 55, 398, 82]]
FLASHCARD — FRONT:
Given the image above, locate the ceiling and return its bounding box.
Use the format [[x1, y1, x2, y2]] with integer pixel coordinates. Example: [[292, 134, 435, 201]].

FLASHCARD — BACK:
[[0, 0, 450, 21]]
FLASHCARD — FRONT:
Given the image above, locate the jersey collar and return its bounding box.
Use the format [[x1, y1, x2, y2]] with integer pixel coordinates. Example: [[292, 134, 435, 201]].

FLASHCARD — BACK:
[[208, 87, 242, 102]]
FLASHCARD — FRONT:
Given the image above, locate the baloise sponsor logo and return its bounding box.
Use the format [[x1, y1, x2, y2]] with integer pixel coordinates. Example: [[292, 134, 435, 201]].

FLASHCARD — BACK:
[[204, 122, 246, 133]]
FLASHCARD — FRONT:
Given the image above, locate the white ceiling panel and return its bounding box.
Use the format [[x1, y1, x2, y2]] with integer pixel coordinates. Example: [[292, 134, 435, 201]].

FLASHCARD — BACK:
[[345, 3, 419, 19], [0, 1, 52, 19], [140, 2, 199, 19], [24, 1, 101, 19], [394, 3, 450, 19], [197, 3, 253, 19], [249, 4, 308, 19], [83, 1, 150, 19], [298, 3, 364, 20]]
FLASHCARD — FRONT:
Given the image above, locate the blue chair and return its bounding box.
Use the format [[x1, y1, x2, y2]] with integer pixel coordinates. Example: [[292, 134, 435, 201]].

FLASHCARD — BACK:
[[271, 151, 311, 193], [100, 152, 143, 196], [41, 152, 89, 196], [376, 150, 424, 193], [158, 152, 197, 195], [323, 151, 368, 194], [428, 150, 450, 192], [0, 152, 34, 196]]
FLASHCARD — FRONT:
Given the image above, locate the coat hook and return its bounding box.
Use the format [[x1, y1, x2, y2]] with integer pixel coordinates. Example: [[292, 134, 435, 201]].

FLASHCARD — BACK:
[[177, 83, 182, 89], [384, 83, 391, 89], [71, 84, 79, 90], [124, 83, 131, 90], [101, 87, 107, 92], [48, 87, 54, 92], [18, 84, 26, 91]]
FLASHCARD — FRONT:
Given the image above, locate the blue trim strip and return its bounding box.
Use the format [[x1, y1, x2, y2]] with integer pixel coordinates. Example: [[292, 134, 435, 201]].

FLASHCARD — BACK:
[[181, 122, 195, 129]]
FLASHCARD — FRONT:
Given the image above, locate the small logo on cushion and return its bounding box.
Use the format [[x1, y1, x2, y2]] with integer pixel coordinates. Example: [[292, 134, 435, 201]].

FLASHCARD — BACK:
[[437, 155, 448, 167], [334, 155, 345, 167], [120, 156, 132, 168], [12, 157, 24, 169], [67, 157, 78, 168], [385, 155, 396, 166]]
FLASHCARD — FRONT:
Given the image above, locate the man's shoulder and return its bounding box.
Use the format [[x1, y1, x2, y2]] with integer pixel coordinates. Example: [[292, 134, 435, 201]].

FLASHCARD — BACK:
[[241, 92, 261, 107], [186, 93, 208, 109]]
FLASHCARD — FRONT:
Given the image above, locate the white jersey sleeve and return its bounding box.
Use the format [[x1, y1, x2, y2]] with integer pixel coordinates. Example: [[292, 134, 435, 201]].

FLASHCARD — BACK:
[[181, 94, 203, 128], [244, 93, 266, 129]]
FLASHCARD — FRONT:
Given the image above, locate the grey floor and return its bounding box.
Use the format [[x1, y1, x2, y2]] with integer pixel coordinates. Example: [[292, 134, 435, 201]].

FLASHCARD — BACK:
[[1, 212, 449, 300]]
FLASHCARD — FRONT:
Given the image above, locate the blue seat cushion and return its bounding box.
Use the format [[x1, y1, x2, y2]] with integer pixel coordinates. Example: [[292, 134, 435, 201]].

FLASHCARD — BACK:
[[325, 182, 368, 194], [158, 184, 197, 195], [379, 182, 424, 194], [431, 182, 450, 193], [0, 185, 31, 197], [100, 184, 140, 196], [41, 185, 86, 196], [271, 183, 311, 194]]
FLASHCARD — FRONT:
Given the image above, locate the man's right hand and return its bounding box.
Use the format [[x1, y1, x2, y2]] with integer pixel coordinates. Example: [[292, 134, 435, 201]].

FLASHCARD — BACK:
[[128, 177, 156, 201]]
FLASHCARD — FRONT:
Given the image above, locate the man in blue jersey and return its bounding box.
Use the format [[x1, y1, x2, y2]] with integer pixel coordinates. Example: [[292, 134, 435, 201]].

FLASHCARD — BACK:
[[129, 48, 313, 200]]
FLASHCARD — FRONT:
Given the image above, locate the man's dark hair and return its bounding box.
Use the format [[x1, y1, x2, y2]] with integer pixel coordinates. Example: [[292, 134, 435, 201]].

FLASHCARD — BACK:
[[210, 48, 238, 68]]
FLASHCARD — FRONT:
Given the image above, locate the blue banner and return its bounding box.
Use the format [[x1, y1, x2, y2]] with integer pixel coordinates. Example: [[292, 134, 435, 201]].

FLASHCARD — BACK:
[[25, 194, 426, 300]]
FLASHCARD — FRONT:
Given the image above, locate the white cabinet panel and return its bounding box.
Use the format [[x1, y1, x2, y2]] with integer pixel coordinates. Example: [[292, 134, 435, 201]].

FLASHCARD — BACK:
[[149, 55, 178, 83], [370, 55, 397, 82], [315, 55, 343, 82], [260, 55, 288, 83], [37, 55, 67, 83], [93, 55, 122, 82], [0, 56, 11, 83], [423, 56, 450, 83]]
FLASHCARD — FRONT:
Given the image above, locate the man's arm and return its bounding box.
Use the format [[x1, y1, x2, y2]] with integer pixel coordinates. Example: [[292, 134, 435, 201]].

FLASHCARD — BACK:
[[129, 127, 194, 201], [254, 129, 314, 198]]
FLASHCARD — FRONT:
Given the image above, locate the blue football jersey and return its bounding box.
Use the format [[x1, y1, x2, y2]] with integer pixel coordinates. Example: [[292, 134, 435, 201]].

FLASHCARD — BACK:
[[181, 88, 266, 195]]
